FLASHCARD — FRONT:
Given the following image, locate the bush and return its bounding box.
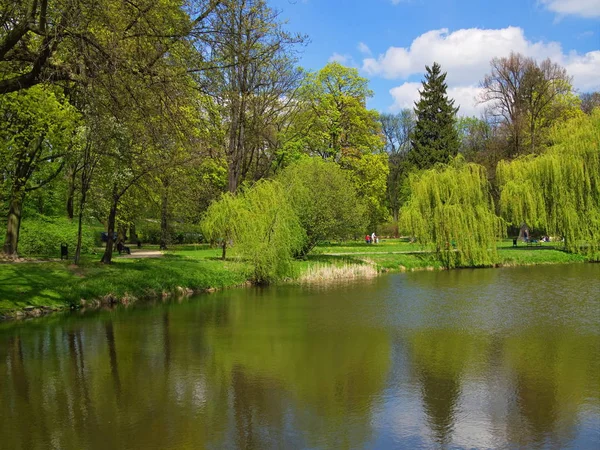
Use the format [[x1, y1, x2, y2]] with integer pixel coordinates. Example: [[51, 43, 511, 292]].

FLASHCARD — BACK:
[[277, 158, 367, 255], [18, 216, 96, 257], [139, 221, 204, 245], [377, 221, 399, 238]]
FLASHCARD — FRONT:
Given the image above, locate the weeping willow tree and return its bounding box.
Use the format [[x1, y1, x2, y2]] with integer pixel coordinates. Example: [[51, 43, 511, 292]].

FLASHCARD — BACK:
[[201, 192, 244, 260], [497, 110, 600, 259], [236, 180, 306, 283], [201, 180, 305, 283], [400, 157, 504, 268]]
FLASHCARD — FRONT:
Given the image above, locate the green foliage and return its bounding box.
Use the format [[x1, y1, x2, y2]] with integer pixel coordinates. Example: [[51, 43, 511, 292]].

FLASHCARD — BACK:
[[346, 152, 390, 229], [0, 0, 216, 94], [18, 216, 95, 257], [400, 157, 504, 268], [202, 180, 305, 283], [380, 109, 415, 227], [409, 62, 460, 170], [140, 222, 203, 245], [201, 192, 244, 258], [295, 62, 383, 160], [236, 180, 305, 284], [497, 110, 600, 259], [278, 157, 366, 254], [456, 116, 492, 160], [0, 85, 78, 187]]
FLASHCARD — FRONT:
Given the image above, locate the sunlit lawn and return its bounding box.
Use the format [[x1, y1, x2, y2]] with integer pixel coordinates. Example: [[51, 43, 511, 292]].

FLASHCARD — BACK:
[[313, 238, 423, 254], [313, 238, 586, 267], [0, 248, 249, 314]]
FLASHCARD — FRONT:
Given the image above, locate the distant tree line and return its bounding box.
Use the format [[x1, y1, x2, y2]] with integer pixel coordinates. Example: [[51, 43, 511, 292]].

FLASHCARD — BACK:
[[1, 0, 598, 275]]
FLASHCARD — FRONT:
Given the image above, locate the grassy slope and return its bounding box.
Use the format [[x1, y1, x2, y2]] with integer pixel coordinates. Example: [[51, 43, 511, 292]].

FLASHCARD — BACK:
[[0, 239, 589, 315], [0, 246, 248, 314]]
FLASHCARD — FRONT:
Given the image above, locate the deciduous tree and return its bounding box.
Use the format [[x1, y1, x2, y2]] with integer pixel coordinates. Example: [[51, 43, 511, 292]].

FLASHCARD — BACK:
[[380, 110, 415, 233], [580, 92, 600, 115], [296, 62, 382, 161], [277, 158, 366, 256], [0, 0, 220, 94], [479, 53, 576, 156], [0, 86, 78, 256], [200, 0, 305, 193]]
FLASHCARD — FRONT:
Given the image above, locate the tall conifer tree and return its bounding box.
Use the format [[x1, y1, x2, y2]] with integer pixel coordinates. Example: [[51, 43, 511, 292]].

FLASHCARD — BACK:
[[409, 62, 459, 169]]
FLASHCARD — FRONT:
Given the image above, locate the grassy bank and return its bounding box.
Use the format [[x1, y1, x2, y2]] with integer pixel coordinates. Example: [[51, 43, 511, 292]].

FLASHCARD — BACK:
[[0, 247, 249, 317], [0, 239, 590, 318]]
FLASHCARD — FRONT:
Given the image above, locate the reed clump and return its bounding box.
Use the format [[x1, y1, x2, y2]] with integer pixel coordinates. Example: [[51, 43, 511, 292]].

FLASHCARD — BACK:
[[297, 262, 378, 284]]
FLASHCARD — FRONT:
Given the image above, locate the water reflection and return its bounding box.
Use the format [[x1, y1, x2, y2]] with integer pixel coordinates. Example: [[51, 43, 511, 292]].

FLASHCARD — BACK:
[[0, 264, 598, 449]]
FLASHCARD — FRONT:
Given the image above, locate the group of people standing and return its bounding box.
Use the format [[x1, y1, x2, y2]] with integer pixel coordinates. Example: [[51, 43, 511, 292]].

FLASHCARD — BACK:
[[365, 232, 379, 244]]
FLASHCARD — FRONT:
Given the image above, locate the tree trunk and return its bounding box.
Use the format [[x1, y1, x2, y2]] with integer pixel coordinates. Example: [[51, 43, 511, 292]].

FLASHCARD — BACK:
[[101, 188, 119, 264], [530, 119, 536, 153], [129, 223, 136, 245], [221, 240, 227, 260], [393, 209, 399, 238], [227, 106, 241, 193], [227, 92, 246, 193], [2, 190, 25, 256], [74, 181, 88, 264], [74, 207, 84, 265], [66, 168, 77, 220], [160, 181, 169, 250]]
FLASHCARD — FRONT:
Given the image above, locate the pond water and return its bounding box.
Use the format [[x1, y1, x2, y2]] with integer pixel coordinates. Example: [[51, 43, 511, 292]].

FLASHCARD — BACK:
[[1, 264, 599, 450]]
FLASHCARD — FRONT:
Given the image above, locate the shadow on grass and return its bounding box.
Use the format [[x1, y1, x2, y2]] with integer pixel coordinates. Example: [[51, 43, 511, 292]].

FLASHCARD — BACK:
[[498, 245, 563, 251], [0, 263, 71, 307]]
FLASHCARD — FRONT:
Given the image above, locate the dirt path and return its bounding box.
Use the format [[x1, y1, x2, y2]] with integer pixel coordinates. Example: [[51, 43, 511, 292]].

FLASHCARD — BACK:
[[320, 250, 431, 256], [119, 250, 163, 258]]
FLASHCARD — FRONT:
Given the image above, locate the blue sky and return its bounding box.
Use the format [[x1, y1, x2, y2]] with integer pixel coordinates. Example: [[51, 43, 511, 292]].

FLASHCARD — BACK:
[[269, 0, 600, 116]]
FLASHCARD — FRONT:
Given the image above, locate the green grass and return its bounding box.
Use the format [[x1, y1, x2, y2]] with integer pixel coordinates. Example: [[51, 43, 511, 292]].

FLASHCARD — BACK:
[[0, 250, 249, 315], [0, 238, 592, 316], [312, 238, 423, 254], [312, 238, 588, 271]]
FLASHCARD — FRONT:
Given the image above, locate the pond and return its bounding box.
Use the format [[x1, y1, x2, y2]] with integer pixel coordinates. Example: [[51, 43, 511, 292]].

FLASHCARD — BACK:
[[1, 264, 599, 449]]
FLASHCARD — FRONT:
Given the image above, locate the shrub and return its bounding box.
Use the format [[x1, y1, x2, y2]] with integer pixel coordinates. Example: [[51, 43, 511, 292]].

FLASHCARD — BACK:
[[139, 221, 203, 245], [277, 158, 367, 255], [18, 216, 96, 257]]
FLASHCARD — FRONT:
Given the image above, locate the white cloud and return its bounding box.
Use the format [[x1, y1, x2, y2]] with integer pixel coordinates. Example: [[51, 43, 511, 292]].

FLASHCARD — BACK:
[[448, 86, 486, 117], [368, 26, 600, 115], [389, 82, 421, 112], [389, 83, 485, 117], [328, 52, 352, 64], [577, 30, 595, 39], [564, 50, 600, 91], [539, 0, 600, 18], [362, 27, 567, 85], [357, 42, 372, 55]]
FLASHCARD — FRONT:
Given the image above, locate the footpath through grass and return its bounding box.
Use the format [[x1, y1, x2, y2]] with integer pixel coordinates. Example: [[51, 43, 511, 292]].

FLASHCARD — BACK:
[[0, 239, 590, 316]]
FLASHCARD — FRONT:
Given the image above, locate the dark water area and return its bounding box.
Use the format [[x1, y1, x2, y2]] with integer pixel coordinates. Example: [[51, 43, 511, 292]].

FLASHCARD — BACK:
[[1, 264, 599, 449]]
